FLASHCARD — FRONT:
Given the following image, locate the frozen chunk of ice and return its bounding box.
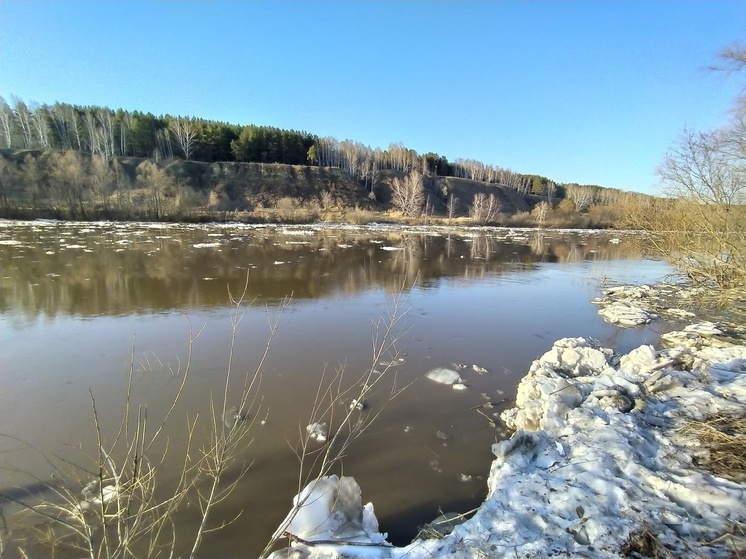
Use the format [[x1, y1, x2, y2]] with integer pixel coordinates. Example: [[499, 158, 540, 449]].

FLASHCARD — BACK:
[[425, 367, 463, 385]]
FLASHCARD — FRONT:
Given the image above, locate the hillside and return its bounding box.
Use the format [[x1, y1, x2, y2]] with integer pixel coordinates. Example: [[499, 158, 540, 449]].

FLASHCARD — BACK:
[[0, 149, 631, 227]]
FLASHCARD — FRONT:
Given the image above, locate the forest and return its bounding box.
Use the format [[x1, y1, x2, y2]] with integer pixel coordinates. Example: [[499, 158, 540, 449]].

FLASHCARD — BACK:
[[0, 95, 645, 226]]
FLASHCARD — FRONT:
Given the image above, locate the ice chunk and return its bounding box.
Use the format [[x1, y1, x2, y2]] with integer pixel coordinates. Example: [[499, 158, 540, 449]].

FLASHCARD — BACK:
[[425, 367, 463, 385], [306, 422, 328, 443], [271, 475, 387, 544], [598, 302, 655, 327]]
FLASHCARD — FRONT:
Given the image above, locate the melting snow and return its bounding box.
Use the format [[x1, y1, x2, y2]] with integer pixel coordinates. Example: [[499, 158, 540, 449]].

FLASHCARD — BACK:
[[273, 332, 746, 559]]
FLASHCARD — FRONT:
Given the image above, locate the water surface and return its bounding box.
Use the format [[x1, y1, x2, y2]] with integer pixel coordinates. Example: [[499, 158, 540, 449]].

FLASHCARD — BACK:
[[0, 221, 678, 556]]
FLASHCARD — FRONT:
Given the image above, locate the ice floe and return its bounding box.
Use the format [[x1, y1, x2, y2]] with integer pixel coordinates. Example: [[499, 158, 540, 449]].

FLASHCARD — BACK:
[[306, 422, 329, 443], [272, 333, 746, 559], [271, 475, 387, 546], [425, 367, 466, 390], [597, 301, 656, 326]]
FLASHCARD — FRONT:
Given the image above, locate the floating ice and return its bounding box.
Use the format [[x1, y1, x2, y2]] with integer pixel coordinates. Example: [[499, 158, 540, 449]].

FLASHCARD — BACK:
[[425, 367, 462, 385], [306, 422, 329, 443], [597, 301, 655, 327], [193, 242, 221, 248]]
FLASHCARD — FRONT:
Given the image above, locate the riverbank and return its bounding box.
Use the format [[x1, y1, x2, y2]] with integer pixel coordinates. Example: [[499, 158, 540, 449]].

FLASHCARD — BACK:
[[268, 290, 746, 558], [0, 149, 625, 229]]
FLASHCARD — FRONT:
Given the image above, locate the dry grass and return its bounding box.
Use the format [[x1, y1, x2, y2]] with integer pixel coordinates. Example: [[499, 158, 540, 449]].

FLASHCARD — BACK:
[[681, 414, 746, 482], [343, 207, 378, 224], [620, 521, 664, 558]]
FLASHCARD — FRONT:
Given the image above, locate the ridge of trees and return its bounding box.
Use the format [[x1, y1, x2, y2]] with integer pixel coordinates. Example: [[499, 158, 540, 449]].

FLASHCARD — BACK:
[[0, 95, 614, 198]]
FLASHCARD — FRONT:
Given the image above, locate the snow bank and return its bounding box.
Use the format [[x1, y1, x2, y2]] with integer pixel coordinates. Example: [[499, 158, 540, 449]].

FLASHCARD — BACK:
[[273, 333, 746, 559]]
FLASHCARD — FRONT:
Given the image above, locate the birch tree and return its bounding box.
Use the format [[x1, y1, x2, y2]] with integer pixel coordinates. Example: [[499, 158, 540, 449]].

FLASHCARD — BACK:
[[566, 184, 595, 211], [469, 192, 501, 223], [13, 98, 34, 148], [169, 117, 198, 160], [390, 170, 425, 216], [30, 103, 51, 148], [0, 97, 13, 148]]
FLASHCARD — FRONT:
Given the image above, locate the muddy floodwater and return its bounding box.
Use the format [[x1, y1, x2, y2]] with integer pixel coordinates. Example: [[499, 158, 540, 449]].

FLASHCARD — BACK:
[[0, 221, 681, 557]]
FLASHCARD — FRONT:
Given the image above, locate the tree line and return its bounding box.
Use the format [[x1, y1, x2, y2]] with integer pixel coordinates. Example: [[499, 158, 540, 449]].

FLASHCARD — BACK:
[[0, 95, 607, 198]]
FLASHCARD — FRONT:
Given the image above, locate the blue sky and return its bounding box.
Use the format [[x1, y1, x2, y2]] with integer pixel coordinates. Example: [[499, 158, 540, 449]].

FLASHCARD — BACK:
[[0, 1, 743, 193]]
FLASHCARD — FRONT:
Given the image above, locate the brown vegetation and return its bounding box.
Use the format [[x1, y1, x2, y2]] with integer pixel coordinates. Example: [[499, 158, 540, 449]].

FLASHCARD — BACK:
[[682, 414, 746, 483], [0, 147, 648, 229], [626, 43, 746, 290]]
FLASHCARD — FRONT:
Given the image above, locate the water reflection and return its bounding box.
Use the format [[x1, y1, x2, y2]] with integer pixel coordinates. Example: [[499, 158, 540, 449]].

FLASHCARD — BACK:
[[0, 223, 640, 320]]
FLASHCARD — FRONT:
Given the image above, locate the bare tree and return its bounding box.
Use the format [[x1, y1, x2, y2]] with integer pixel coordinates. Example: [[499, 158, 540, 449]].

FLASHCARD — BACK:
[[532, 200, 550, 227], [136, 161, 177, 219], [628, 43, 746, 288], [22, 153, 46, 211], [49, 151, 88, 218], [390, 170, 425, 216], [30, 103, 51, 148], [545, 180, 557, 201], [447, 193, 458, 221], [89, 154, 115, 213], [169, 117, 198, 160], [0, 156, 19, 211], [12, 97, 34, 148], [629, 127, 746, 287], [566, 184, 595, 211], [0, 97, 13, 148], [469, 192, 501, 223]]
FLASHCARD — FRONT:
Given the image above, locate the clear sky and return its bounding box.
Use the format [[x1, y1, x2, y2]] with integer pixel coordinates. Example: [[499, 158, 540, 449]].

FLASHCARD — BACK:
[[0, 1, 743, 193]]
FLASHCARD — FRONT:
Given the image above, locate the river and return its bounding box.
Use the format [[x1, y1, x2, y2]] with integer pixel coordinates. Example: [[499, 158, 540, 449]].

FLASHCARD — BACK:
[[0, 220, 680, 557]]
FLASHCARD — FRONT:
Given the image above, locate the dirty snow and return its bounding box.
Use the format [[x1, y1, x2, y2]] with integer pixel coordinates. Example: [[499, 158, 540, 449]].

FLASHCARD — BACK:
[[271, 332, 746, 559]]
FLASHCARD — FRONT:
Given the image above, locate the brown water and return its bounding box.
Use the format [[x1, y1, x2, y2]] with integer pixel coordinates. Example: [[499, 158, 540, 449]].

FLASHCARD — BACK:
[[0, 221, 678, 557]]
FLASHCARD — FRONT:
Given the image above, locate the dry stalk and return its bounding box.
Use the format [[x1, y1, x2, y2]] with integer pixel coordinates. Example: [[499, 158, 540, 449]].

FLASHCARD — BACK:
[[259, 283, 415, 559], [0, 270, 285, 559]]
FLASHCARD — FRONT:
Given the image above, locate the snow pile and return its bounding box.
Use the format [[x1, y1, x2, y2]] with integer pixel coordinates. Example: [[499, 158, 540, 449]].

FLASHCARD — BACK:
[[275, 335, 746, 559], [660, 322, 735, 350]]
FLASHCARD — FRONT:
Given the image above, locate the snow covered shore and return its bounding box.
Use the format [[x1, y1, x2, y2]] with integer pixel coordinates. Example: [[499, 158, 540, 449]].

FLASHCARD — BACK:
[[270, 320, 746, 559]]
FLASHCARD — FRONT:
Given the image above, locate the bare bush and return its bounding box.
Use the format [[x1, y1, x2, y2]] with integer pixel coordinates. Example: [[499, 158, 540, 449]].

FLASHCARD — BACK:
[[627, 43, 746, 289], [135, 161, 178, 220], [628, 128, 746, 288]]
